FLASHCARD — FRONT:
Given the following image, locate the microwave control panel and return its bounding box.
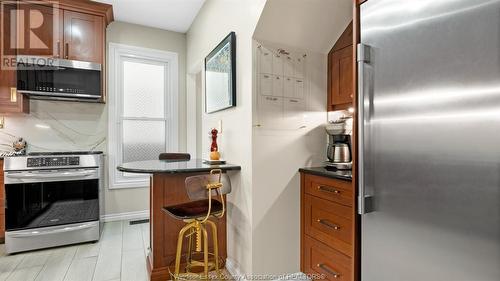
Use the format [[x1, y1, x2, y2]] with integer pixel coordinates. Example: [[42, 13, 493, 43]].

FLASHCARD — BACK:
[[27, 157, 80, 167]]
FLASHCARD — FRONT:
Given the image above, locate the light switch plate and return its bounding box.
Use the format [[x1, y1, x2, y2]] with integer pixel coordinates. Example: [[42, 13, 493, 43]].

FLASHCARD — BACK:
[[218, 120, 222, 134]]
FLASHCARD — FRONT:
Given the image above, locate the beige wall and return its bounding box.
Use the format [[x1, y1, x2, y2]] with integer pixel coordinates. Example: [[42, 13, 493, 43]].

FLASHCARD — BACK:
[[104, 21, 187, 216], [186, 0, 267, 275]]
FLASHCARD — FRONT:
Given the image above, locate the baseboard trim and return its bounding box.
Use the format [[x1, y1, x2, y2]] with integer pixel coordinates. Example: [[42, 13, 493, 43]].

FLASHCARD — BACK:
[[225, 258, 246, 281], [102, 210, 149, 222]]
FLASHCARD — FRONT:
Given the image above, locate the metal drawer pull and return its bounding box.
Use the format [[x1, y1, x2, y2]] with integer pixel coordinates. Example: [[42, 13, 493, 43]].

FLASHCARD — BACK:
[[317, 263, 341, 278], [317, 185, 341, 194], [317, 219, 340, 230]]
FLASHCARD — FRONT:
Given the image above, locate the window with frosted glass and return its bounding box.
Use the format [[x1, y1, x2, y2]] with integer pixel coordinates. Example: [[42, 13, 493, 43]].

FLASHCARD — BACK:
[[121, 59, 168, 166]]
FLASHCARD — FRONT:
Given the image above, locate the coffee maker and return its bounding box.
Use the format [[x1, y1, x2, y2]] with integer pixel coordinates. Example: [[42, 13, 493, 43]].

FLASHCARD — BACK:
[[325, 118, 352, 170]]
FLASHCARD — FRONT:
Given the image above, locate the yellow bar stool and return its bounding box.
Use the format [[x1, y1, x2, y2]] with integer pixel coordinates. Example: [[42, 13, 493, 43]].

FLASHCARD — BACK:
[[162, 169, 231, 280]]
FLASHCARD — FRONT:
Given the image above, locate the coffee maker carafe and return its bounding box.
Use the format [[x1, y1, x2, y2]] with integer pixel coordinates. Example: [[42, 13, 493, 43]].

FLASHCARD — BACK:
[[327, 135, 352, 165], [325, 118, 352, 170]]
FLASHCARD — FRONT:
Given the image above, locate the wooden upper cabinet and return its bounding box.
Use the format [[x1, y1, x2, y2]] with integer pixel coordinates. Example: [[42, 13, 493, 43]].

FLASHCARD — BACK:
[[0, 0, 112, 113], [331, 46, 353, 106], [16, 4, 64, 58], [0, 69, 29, 114], [0, 3, 29, 114], [63, 10, 103, 63], [328, 21, 354, 111]]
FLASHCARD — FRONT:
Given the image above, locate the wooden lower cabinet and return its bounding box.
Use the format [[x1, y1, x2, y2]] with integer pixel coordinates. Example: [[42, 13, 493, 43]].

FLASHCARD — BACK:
[[303, 236, 352, 281], [301, 172, 358, 281]]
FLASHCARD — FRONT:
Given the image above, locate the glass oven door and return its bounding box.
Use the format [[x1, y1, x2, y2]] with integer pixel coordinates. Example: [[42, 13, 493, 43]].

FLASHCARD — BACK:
[[4, 169, 100, 231]]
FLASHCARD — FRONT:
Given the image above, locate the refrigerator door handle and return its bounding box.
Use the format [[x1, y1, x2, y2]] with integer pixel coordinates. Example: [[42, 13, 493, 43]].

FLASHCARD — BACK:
[[357, 43, 373, 215]]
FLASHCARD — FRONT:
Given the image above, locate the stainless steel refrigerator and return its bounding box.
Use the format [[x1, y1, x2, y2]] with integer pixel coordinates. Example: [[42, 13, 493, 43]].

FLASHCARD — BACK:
[[357, 0, 500, 280]]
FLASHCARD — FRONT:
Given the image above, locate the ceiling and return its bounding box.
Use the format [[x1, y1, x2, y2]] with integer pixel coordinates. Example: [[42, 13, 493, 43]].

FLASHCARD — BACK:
[[93, 0, 206, 33], [254, 0, 353, 54]]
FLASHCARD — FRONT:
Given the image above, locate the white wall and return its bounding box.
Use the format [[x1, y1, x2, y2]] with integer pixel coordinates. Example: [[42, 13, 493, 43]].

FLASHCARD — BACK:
[[250, 0, 352, 275], [186, 0, 267, 274], [0, 21, 187, 217], [251, 40, 327, 275], [254, 0, 353, 54]]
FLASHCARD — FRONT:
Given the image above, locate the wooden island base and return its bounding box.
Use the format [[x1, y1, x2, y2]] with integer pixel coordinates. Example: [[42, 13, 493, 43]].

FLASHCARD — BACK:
[[147, 172, 227, 281]]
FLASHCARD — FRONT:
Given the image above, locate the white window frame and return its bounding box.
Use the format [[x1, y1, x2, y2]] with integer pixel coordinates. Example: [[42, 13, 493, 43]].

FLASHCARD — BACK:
[[108, 43, 178, 189]]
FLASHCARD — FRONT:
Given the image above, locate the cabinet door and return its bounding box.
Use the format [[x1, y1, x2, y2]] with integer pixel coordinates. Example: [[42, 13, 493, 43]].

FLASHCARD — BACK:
[[259, 46, 273, 74], [284, 77, 295, 98], [0, 69, 29, 114], [272, 75, 283, 97], [16, 4, 63, 57], [63, 10, 103, 63], [0, 5, 29, 114], [272, 54, 283, 75], [330, 46, 353, 106], [260, 74, 273, 96]]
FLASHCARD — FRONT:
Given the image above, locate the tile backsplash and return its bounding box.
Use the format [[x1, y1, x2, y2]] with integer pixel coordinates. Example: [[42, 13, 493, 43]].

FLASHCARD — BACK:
[[1, 100, 107, 154]]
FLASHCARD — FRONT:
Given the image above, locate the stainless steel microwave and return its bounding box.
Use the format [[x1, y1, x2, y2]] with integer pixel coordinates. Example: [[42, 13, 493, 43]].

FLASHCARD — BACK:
[[16, 56, 102, 102]]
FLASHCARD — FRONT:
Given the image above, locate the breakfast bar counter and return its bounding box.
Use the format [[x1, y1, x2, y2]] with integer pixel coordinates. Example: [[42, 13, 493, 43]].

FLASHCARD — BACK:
[[118, 159, 241, 281], [117, 159, 242, 174]]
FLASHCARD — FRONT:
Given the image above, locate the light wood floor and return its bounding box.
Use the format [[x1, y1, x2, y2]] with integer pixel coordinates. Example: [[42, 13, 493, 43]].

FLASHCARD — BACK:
[[0, 220, 150, 281]]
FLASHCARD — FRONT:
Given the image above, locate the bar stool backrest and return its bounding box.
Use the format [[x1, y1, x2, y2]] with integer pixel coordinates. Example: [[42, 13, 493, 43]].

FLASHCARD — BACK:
[[159, 153, 191, 161], [185, 172, 232, 200]]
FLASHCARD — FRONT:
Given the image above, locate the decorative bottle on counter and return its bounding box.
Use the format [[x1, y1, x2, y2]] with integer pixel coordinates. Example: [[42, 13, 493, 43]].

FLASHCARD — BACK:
[[210, 128, 220, 160]]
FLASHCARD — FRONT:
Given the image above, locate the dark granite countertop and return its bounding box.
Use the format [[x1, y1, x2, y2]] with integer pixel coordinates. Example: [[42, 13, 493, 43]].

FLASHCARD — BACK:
[[299, 166, 352, 181], [117, 159, 241, 174]]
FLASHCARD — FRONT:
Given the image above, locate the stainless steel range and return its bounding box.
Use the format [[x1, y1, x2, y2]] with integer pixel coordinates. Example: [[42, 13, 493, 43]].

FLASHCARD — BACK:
[[3, 152, 104, 254]]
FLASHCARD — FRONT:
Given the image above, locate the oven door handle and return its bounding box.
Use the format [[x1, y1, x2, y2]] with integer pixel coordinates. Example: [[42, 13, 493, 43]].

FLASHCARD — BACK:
[[6, 170, 96, 180], [8, 222, 98, 238]]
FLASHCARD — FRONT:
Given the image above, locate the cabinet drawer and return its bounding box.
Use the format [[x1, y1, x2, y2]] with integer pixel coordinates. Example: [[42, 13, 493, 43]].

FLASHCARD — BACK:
[[304, 195, 352, 256], [303, 236, 351, 281], [304, 174, 353, 206]]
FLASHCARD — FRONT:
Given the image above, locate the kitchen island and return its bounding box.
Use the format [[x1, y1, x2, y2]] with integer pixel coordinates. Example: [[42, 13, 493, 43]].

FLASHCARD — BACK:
[[118, 159, 241, 281]]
